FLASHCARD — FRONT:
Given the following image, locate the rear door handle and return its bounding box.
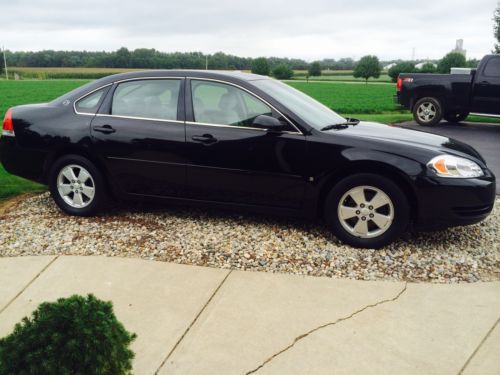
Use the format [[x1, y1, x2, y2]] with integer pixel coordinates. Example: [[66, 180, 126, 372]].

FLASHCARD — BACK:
[[93, 125, 116, 134], [479, 81, 490, 85], [192, 134, 217, 145]]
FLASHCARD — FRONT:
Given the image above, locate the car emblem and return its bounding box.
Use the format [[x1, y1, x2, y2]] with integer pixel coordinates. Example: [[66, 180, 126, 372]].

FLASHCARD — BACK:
[[62, 100, 71, 106]]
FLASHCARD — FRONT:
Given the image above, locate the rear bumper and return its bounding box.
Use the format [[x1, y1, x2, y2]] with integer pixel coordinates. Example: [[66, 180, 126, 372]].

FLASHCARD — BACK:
[[0, 136, 46, 183], [414, 170, 496, 230]]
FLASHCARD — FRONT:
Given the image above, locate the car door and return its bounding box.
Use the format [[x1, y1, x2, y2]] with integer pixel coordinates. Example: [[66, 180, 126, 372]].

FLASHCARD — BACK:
[[185, 78, 307, 208], [90, 77, 186, 197], [472, 57, 500, 115]]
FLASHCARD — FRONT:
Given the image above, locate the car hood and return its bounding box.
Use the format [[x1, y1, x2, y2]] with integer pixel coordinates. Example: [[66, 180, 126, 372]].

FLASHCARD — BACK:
[[330, 121, 484, 163]]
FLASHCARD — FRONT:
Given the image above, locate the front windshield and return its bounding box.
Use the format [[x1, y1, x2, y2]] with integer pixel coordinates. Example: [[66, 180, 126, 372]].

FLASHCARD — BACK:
[[252, 79, 345, 130]]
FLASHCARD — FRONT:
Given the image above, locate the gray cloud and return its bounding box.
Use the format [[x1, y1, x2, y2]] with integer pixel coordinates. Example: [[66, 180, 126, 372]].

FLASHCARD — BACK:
[[1, 0, 497, 60]]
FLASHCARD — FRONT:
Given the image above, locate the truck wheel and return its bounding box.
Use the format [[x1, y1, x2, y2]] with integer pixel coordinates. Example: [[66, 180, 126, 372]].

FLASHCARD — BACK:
[[413, 97, 443, 126], [444, 112, 469, 123], [324, 173, 410, 249]]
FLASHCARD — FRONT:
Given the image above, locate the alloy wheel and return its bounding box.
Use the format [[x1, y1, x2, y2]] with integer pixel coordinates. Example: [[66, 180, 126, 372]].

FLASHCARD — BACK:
[[57, 164, 96, 208], [416, 102, 437, 123], [337, 185, 394, 238]]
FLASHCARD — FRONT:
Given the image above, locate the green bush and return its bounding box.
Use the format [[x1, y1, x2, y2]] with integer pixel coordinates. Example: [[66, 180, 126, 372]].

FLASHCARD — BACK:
[[418, 63, 436, 73], [0, 294, 136, 375], [272, 64, 294, 79], [308, 62, 322, 76], [388, 62, 416, 82], [251, 57, 270, 76], [437, 52, 466, 74]]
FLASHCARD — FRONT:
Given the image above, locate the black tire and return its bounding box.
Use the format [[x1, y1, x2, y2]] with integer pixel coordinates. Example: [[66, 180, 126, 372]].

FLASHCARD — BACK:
[[444, 112, 469, 123], [49, 155, 106, 216], [324, 173, 410, 249], [413, 97, 443, 126]]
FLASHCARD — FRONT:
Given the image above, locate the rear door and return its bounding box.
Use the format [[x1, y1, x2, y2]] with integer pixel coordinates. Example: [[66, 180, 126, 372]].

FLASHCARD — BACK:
[[472, 56, 500, 115], [184, 78, 307, 208], [90, 78, 186, 198]]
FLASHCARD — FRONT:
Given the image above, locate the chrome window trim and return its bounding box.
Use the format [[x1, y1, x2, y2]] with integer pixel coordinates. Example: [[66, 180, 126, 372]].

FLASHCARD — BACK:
[[187, 77, 303, 135], [73, 83, 113, 116], [95, 113, 184, 124], [185, 121, 300, 135]]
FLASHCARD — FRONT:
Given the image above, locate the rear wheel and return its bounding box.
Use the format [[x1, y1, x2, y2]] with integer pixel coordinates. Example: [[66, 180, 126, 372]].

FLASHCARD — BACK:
[[444, 112, 469, 123], [413, 97, 443, 126], [324, 173, 410, 249], [49, 155, 106, 216]]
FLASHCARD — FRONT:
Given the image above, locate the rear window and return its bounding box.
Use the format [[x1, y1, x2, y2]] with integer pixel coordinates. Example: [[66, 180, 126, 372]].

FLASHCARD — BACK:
[[75, 87, 108, 114], [484, 58, 500, 77]]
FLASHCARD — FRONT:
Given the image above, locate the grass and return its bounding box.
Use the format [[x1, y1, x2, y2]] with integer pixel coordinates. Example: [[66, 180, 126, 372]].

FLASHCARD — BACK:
[[0, 78, 498, 201]]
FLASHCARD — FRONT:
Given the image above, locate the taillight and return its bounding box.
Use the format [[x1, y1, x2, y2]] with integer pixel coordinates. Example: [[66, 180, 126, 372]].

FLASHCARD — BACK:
[[396, 77, 402, 91], [2, 108, 14, 136]]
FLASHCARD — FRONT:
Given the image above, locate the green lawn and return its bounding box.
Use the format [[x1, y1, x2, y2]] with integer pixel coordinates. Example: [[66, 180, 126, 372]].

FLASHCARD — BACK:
[[0, 79, 497, 201]]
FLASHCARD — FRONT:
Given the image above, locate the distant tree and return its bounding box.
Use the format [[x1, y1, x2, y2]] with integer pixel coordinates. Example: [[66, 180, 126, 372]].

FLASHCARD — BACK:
[[495, 4, 500, 53], [114, 47, 131, 68], [418, 63, 436, 73], [251, 57, 270, 75], [272, 64, 294, 79], [353, 55, 381, 83], [467, 59, 480, 68], [308, 61, 322, 76], [437, 52, 467, 73], [388, 62, 416, 82]]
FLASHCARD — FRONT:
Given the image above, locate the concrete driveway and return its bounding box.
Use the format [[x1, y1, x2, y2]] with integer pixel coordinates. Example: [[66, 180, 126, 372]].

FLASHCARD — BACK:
[[395, 121, 500, 194]]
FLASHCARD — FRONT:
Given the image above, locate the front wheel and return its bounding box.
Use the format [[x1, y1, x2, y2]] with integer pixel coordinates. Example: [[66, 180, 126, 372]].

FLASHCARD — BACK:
[[324, 174, 410, 249], [49, 155, 106, 216], [413, 97, 443, 126]]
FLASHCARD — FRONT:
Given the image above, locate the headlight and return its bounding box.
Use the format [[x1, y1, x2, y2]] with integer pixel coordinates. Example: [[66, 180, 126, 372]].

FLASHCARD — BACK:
[[427, 155, 484, 178]]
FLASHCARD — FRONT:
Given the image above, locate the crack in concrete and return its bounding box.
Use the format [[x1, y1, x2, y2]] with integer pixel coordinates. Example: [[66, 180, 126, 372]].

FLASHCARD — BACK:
[[155, 270, 233, 374], [245, 282, 408, 375], [0, 255, 59, 315], [458, 316, 500, 374]]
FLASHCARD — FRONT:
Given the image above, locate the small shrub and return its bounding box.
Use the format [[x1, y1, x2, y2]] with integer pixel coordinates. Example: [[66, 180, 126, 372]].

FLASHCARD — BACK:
[[251, 57, 270, 76], [418, 63, 436, 73], [437, 52, 466, 74], [388, 62, 416, 82], [308, 62, 322, 76], [272, 64, 294, 79], [0, 294, 136, 375]]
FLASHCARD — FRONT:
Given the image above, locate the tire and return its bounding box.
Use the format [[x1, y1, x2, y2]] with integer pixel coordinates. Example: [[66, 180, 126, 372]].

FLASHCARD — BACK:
[[413, 97, 443, 126], [324, 173, 410, 249], [444, 112, 469, 123], [49, 155, 106, 216]]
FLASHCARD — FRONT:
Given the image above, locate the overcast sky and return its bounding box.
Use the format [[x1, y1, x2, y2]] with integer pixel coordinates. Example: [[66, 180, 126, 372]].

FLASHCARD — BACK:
[[1, 0, 498, 61]]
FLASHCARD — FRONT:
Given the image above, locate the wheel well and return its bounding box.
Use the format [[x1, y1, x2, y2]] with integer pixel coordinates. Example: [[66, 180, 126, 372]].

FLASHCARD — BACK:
[[317, 163, 418, 221], [42, 148, 116, 198]]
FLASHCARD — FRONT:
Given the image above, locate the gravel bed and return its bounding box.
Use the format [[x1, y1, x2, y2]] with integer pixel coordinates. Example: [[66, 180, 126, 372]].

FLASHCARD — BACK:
[[0, 192, 498, 283]]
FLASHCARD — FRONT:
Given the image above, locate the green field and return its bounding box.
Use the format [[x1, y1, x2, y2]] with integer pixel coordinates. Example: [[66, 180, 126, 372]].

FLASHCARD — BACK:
[[0, 79, 497, 201]]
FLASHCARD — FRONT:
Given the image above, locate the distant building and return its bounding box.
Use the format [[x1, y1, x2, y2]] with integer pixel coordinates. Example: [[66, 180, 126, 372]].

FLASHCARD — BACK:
[[384, 63, 397, 70], [451, 39, 466, 57]]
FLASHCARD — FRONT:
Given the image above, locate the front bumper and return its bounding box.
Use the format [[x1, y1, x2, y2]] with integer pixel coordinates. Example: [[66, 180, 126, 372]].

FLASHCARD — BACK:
[[413, 170, 496, 230]]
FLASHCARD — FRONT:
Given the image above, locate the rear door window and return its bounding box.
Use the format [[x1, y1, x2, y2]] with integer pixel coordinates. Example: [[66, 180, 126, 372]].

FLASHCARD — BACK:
[[111, 79, 181, 121], [483, 58, 500, 77]]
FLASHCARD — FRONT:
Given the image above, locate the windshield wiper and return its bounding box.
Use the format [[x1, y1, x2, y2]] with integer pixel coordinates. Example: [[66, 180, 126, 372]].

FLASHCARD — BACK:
[[320, 118, 360, 131]]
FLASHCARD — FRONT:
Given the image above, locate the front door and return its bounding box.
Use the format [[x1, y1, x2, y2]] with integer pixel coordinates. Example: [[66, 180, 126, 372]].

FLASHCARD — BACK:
[[90, 78, 186, 197], [185, 79, 307, 208], [472, 57, 500, 115]]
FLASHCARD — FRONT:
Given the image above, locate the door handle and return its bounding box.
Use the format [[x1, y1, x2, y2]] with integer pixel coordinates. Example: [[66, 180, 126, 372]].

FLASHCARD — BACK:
[[192, 134, 217, 145], [93, 125, 116, 134], [479, 81, 490, 85]]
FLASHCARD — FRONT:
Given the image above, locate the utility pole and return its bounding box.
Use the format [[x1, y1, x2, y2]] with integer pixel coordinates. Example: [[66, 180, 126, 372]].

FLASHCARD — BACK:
[[2, 46, 8, 80]]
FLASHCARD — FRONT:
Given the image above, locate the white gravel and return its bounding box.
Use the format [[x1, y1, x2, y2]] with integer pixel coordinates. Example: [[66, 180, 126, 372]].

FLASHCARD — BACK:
[[0, 193, 498, 283]]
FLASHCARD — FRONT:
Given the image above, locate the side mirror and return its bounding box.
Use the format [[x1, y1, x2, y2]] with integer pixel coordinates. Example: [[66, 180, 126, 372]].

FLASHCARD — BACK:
[[252, 115, 286, 131]]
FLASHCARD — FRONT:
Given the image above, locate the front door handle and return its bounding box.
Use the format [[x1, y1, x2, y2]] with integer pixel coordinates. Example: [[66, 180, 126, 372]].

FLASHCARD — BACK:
[[93, 125, 116, 134], [192, 134, 217, 145], [479, 81, 490, 85]]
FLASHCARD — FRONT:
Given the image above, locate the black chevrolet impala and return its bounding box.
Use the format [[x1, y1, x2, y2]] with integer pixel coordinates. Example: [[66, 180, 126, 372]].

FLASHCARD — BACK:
[[0, 71, 496, 248]]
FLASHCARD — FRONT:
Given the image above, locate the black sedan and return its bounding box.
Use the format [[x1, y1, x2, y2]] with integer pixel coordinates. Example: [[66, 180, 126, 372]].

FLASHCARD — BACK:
[[0, 71, 496, 248]]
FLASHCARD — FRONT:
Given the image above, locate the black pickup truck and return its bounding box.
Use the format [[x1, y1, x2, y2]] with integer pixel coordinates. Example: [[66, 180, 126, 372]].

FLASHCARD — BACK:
[[396, 54, 500, 126]]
